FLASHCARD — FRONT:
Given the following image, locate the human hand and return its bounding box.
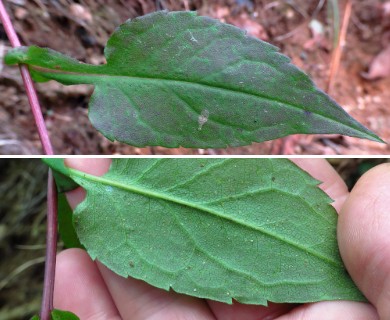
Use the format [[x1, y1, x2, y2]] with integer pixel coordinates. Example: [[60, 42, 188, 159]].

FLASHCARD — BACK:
[[53, 159, 389, 319]]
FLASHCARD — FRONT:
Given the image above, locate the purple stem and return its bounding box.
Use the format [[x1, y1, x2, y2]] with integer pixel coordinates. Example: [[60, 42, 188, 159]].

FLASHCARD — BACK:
[[1, 2, 58, 319], [41, 170, 58, 320], [0, 0, 54, 155]]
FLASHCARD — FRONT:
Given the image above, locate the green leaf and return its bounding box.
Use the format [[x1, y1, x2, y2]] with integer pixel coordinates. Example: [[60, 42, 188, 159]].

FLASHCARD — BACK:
[[45, 158, 364, 305], [42, 158, 79, 192], [51, 309, 80, 320], [40, 159, 83, 248], [5, 11, 382, 148], [30, 310, 79, 320], [58, 193, 84, 249]]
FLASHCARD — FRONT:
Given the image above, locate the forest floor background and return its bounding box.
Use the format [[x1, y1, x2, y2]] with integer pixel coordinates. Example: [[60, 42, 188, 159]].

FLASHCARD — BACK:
[[1, 0, 390, 155]]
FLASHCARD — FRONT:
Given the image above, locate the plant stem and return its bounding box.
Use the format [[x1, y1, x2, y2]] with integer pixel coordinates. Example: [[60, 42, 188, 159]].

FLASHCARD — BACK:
[[41, 170, 58, 320], [0, 0, 54, 155], [1, 3, 58, 319]]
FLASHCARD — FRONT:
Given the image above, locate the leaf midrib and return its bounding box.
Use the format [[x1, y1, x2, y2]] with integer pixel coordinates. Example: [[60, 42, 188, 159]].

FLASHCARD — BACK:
[[31, 66, 364, 137], [69, 167, 340, 267]]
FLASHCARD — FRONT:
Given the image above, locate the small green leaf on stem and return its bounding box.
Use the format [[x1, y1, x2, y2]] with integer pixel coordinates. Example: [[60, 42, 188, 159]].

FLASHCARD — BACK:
[[58, 193, 84, 249], [51, 309, 80, 320], [30, 310, 80, 320]]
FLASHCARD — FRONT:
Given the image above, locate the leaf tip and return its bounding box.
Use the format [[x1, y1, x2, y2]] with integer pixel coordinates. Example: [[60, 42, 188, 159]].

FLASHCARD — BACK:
[[353, 129, 386, 144]]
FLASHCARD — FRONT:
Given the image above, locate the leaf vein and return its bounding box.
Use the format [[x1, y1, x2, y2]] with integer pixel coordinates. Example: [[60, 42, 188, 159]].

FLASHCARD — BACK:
[[70, 169, 341, 267]]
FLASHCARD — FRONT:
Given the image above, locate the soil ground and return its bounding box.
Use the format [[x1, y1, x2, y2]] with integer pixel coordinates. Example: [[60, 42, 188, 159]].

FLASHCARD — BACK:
[[1, 0, 390, 155], [0, 158, 389, 319]]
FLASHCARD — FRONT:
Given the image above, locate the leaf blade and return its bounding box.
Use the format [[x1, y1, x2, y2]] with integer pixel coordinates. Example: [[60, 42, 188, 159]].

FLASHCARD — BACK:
[[51, 309, 80, 320], [45, 158, 364, 305], [5, 11, 383, 147], [30, 310, 80, 320], [58, 193, 83, 249], [42, 158, 79, 192]]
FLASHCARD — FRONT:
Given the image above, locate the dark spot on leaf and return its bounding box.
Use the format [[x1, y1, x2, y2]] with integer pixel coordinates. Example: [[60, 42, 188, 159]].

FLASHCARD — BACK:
[[271, 176, 276, 182], [129, 261, 135, 268], [304, 110, 312, 116]]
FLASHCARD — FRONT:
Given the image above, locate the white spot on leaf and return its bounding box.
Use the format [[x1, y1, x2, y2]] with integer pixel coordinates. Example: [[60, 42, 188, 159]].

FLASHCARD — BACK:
[[189, 31, 198, 43], [198, 109, 209, 130]]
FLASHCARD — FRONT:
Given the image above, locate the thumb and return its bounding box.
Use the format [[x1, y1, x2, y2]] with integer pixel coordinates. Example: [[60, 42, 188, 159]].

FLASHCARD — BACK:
[[338, 163, 390, 319]]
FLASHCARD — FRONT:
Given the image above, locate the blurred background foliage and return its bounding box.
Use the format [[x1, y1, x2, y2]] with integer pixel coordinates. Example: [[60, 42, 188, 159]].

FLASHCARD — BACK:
[[0, 159, 47, 320]]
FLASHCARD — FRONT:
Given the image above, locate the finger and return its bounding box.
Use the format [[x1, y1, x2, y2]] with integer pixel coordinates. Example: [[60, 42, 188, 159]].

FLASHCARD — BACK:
[[208, 158, 349, 320], [275, 301, 378, 320], [338, 163, 390, 319], [64, 158, 111, 209], [291, 159, 348, 212], [96, 262, 215, 320], [54, 249, 121, 320]]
